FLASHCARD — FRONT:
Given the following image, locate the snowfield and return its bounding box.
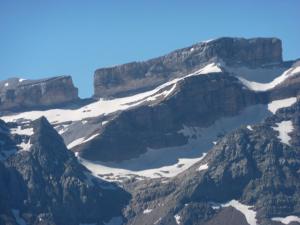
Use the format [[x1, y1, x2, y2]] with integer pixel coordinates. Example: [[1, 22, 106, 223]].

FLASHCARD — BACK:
[[238, 65, 300, 91], [79, 104, 270, 182], [0, 63, 222, 126], [221, 200, 257, 225], [268, 97, 297, 114], [271, 215, 300, 224], [272, 120, 294, 146]]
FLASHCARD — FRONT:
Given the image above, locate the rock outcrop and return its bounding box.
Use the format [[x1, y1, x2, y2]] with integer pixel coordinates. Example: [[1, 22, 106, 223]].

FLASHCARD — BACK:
[[94, 37, 282, 98], [79, 72, 268, 161], [0, 117, 130, 225], [124, 100, 300, 225], [0, 76, 79, 111]]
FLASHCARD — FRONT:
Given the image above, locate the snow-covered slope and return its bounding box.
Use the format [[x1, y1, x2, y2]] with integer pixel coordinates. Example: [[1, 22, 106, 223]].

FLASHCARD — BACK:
[[79, 104, 270, 182], [238, 64, 300, 91], [268, 97, 297, 114], [1, 63, 222, 126]]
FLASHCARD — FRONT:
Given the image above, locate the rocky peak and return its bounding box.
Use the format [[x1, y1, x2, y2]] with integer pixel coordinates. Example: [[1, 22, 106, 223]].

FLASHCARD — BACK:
[[2, 117, 130, 225], [94, 37, 282, 98], [0, 75, 79, 112]]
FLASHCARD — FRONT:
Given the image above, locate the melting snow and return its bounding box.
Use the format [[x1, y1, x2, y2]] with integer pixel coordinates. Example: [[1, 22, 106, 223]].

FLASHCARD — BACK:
[[271, 215, 300, 224], [221, 200, 257, 225], [79, 104, 270, 182], [79, 154, 206, 182], [19, 78, 26, 82], [10, 126, 34, 151], [268, 97, 297, 114], [238, 65, 300, 92], [272, 120, 294, 146]]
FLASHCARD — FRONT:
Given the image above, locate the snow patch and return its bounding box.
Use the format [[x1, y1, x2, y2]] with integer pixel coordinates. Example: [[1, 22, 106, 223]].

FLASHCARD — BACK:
[[19, 78, 26, 82], [268, 97, 297, 114], [10, 126, 34, 136], [67, 133, 99, 149], [272, 120, 294, 146], [174, 214, 181, 224], [79, 104, 270, 182], [221, 200, 257, 225], [143, 208, 153, 214], [4, 82, 9, 87], [198, 163, 208, 171], [79, 153, 206, 182], [238, 65, 300, 91], [17, 140, 32, 151], [271, 215, 300, 224], [247, 125, 253, 131]]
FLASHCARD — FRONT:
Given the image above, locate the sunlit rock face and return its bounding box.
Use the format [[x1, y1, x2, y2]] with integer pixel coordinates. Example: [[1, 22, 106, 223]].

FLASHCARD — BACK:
[[94, 37, 282, 98], [0, 76, 79, 111]]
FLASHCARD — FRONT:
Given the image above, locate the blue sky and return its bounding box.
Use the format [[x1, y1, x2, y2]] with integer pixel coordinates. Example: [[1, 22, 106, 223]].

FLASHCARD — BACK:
[[1, 0, 299, 98]]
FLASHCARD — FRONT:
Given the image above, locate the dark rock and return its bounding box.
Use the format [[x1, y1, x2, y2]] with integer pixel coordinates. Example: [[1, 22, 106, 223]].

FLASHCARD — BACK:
[[0, 117, 130, 225], [79, 72, 267, 161], [123, 100, 300, 225]]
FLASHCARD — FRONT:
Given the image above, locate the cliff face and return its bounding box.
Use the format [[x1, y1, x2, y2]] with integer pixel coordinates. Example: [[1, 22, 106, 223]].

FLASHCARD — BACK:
[[94, 37, 282, 98], [80, 72, 267, 161], [0, 117, 130, 225], [0, 76, 79, 111], [124, 101, 300, 225]]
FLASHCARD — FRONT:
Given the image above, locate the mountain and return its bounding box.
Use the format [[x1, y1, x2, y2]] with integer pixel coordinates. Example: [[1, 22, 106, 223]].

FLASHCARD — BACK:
[[124, 100, 300, 225], [94, 37, 282, 98], [1, 37, 300, 225], [0, 117, 130, 225], [0, 76, 79, 112]]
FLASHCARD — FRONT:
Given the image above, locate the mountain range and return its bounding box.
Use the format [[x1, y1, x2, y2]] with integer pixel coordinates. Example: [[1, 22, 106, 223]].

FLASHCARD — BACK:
[[0, 37, 300, 225]]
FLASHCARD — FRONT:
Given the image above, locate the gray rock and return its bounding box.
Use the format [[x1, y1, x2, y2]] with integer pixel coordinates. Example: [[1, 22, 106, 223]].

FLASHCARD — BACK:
[[123, 101, 300, 225], [0, 117, 130, 225], [0, 76, 79, 111], [94, 37, 282, 98], [79, 72, 267, 161]]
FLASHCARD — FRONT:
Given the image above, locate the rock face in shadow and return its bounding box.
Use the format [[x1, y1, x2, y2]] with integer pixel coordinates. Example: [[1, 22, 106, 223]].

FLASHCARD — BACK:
[[79, 72, 267, 161], [124, 101, 300, 225], [0, 76, 79, 111], [0, 117, 130, 225], [94, 37, 282, 98]]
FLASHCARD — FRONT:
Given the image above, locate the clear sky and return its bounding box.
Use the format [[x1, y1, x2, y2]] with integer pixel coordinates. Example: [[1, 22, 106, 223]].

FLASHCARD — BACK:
[[1, 0, 299, 98]]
